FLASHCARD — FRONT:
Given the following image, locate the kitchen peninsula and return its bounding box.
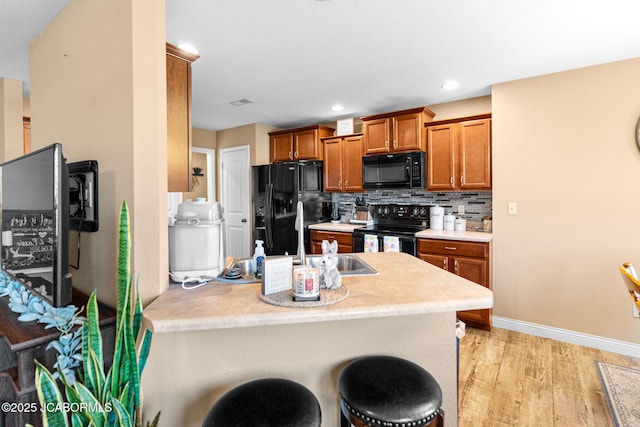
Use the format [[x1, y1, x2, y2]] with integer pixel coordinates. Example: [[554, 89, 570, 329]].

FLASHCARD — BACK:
[[142, 252, 493, 427]]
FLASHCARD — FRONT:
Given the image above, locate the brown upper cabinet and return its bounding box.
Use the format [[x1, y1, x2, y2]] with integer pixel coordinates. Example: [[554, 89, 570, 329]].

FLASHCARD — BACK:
[[322, 134, 364, 192], [361, 107, 435, 155], [23, 117, 31, 154], [167, 42, 199, 192], [269, 125, 335, 162], [425, 114, 492, 191]]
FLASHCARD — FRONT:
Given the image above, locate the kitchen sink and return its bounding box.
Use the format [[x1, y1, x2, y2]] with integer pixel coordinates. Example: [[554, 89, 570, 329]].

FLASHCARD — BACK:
[[216, 254, 377, 284], [305, 254, 377, 276]]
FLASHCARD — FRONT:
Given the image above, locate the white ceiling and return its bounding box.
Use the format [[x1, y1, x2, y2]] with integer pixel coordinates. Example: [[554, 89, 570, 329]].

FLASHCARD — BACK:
[[2, 0, 640, 131]]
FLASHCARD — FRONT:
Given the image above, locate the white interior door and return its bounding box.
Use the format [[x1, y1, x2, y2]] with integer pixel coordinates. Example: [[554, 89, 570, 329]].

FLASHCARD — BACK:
[[220, 145, 251, 258]]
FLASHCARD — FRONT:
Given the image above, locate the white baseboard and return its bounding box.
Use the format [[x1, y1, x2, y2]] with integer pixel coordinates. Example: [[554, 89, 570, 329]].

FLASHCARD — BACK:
[[492, 316, 640, 358]]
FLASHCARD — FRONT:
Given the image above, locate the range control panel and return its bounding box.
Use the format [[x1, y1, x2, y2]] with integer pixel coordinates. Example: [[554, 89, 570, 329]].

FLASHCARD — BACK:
[[372, 204, 430, 220]]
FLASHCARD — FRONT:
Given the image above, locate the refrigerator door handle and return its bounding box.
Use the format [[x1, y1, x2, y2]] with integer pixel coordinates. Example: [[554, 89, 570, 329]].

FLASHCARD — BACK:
[[264, 183, 274, 249]]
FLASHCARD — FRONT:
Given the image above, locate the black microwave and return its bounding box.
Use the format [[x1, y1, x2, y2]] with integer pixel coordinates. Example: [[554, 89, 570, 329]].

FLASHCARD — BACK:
[[362, 151, 425, 189]]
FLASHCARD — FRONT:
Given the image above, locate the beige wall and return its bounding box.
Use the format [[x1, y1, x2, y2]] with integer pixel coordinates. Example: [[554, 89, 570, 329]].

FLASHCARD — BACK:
[[193, 127, 216, 149], [492, 57, 640, 343], [0, 78, 24, 162], [428, 95, 492, 120], [29, 0, 167, 307]]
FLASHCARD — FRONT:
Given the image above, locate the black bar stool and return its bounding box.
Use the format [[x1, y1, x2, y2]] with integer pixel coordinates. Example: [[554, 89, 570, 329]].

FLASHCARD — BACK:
[[202, 378, 321, 427], [338, 355, 444, 427]]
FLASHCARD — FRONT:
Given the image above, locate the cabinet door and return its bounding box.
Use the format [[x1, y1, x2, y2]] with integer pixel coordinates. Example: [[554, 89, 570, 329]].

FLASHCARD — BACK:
[[323, 137, 343, 192], [363, 118, 390, 154], [167, 53, 193, 192], [294, 128, 321, 160], [343, 135, 364, 192], [452, 256, 488, 286], [270, 133, 294, 162], [393, 112, 423, 152], [419, 254, 449, 271], [458, 119, 491, 190], [426, 124, 456, 191], [23, 117, 31, 154]]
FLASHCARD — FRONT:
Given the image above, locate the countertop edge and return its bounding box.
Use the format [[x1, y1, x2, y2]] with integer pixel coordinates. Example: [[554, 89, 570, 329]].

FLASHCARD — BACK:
[[415, 229, 493, 242], [145, 295, 493, 334]]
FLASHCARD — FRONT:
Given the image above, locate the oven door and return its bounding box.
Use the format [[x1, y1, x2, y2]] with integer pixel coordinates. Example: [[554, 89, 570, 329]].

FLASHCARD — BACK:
[[353, 230, 416, 256]]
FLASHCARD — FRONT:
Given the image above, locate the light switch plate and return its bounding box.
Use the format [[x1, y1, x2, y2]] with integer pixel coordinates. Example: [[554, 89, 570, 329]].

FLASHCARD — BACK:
[[508, 202, 518, 215], [458, 205, 465, 215]]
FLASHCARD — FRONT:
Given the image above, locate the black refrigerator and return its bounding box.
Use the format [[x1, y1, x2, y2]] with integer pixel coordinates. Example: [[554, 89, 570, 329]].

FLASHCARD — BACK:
[[252, 161, 329, 256]]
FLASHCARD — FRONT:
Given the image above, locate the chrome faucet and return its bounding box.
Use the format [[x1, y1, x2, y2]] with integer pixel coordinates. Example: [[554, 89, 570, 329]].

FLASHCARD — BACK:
[[294, 200, 306, 265]]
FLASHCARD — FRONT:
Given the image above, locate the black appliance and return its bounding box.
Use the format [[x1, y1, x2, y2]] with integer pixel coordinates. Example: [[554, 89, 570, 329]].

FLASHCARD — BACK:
[[252, 161, 329, 256], [352, 204, 430, 256], [362, 151, 425, 189]]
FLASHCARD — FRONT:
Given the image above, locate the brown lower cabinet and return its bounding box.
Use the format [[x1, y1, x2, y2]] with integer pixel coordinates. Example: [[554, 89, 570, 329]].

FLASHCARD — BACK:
[[309, 230, 353, 254], [418, 238, 492, 330]]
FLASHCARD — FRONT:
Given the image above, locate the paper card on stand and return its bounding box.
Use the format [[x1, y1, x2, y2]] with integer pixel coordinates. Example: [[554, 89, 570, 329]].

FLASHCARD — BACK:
[[261, 257, 293, 296]]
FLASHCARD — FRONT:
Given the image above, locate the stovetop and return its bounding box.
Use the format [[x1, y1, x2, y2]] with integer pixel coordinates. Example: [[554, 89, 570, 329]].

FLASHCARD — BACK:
[[353, 204, 430, 235]]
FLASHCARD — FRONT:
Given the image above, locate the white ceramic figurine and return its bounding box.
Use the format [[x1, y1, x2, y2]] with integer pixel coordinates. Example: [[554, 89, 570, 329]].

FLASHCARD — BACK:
[[319, 240, 342, 290]]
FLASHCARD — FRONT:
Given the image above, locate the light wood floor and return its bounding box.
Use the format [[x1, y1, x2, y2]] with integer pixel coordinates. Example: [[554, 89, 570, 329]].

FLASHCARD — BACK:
[[458, 327, 640, 427]]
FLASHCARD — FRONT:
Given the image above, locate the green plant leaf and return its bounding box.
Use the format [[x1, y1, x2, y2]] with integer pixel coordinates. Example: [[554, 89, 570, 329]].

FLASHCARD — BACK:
[[34, 360, 69, 427], [111, 397, 133, 427], [138, 329, 153, 376], [145, 411, 162, 427], [132, 278, 143, 341], [84, 291, 104, 370], [74, 381, 106, 427]]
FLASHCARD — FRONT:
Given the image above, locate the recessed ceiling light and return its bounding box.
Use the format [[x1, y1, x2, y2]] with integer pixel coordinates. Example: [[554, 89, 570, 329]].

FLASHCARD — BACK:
[[178, 43, 199, 55], [441, 81, 460, 90], [230, 98, 255, 107], [331, 104, 344, 112]]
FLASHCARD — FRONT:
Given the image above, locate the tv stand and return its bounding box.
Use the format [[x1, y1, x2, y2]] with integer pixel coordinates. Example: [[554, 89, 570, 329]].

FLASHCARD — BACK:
[[0, 289, 116, 427]]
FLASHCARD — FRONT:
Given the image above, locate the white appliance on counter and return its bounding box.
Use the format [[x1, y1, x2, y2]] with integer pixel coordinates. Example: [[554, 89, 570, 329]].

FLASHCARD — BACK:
[[169, 200, 225, 281]]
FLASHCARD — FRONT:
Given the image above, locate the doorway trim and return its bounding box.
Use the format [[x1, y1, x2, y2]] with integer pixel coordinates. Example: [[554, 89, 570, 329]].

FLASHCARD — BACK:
[[193, 147, 216, 202]]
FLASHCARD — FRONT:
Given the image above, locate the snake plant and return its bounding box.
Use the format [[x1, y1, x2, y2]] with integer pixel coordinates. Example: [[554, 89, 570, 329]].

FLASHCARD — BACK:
[[32, 202, 159, 427]]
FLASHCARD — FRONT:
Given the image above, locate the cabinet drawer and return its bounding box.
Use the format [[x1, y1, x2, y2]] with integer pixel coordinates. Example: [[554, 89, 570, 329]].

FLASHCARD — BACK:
[[418, 239, 488, 258], [311, 230, 353, 246]]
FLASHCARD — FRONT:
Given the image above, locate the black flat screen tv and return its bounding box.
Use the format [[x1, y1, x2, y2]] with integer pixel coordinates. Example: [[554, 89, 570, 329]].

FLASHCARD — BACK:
[[0, 144, 72, 307]]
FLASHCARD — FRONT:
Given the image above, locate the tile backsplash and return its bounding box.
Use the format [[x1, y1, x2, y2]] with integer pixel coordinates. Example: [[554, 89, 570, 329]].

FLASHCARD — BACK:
[[333, 190, 492, 230]]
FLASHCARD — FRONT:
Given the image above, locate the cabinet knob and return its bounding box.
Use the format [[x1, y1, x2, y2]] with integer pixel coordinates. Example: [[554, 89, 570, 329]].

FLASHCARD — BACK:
[[385, 141, 389, 150], [454, 259, 459, 273], [393, 140, 397, 148], [450, 177, 454, 187], [444, 246, 457, 251], [289, 151, 293, 159], [460, 175, 464, 185], [443, 258, 448, 270]]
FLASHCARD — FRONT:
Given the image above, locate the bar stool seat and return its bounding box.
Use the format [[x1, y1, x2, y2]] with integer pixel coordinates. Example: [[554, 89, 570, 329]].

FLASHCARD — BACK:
[[202, 378, 321, 427], [338, 355, 444, 427]]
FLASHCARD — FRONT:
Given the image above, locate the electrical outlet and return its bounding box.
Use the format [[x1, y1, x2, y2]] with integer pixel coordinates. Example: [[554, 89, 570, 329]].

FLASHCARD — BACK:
[[508, 202, 518, 215], [458, 205, 465, 215]]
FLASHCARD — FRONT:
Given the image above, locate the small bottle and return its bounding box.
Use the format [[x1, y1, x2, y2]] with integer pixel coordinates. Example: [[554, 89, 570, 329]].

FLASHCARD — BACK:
[[253, 240, 265, 279]]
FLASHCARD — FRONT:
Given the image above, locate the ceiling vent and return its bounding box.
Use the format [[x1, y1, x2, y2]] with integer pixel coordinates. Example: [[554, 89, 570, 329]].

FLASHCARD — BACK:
[[230, 98, 255, 107]]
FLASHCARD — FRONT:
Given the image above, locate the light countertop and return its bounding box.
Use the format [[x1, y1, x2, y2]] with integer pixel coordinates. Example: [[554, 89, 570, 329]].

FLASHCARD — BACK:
[[310, 221, 493, 242], [415, 229, 493, 242], [309, 222, 364, 232], [143, 252, 493, 334]]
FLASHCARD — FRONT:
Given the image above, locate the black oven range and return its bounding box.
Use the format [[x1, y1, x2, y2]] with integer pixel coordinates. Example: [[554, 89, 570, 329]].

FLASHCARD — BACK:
[[352, 204, 430, 256]]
